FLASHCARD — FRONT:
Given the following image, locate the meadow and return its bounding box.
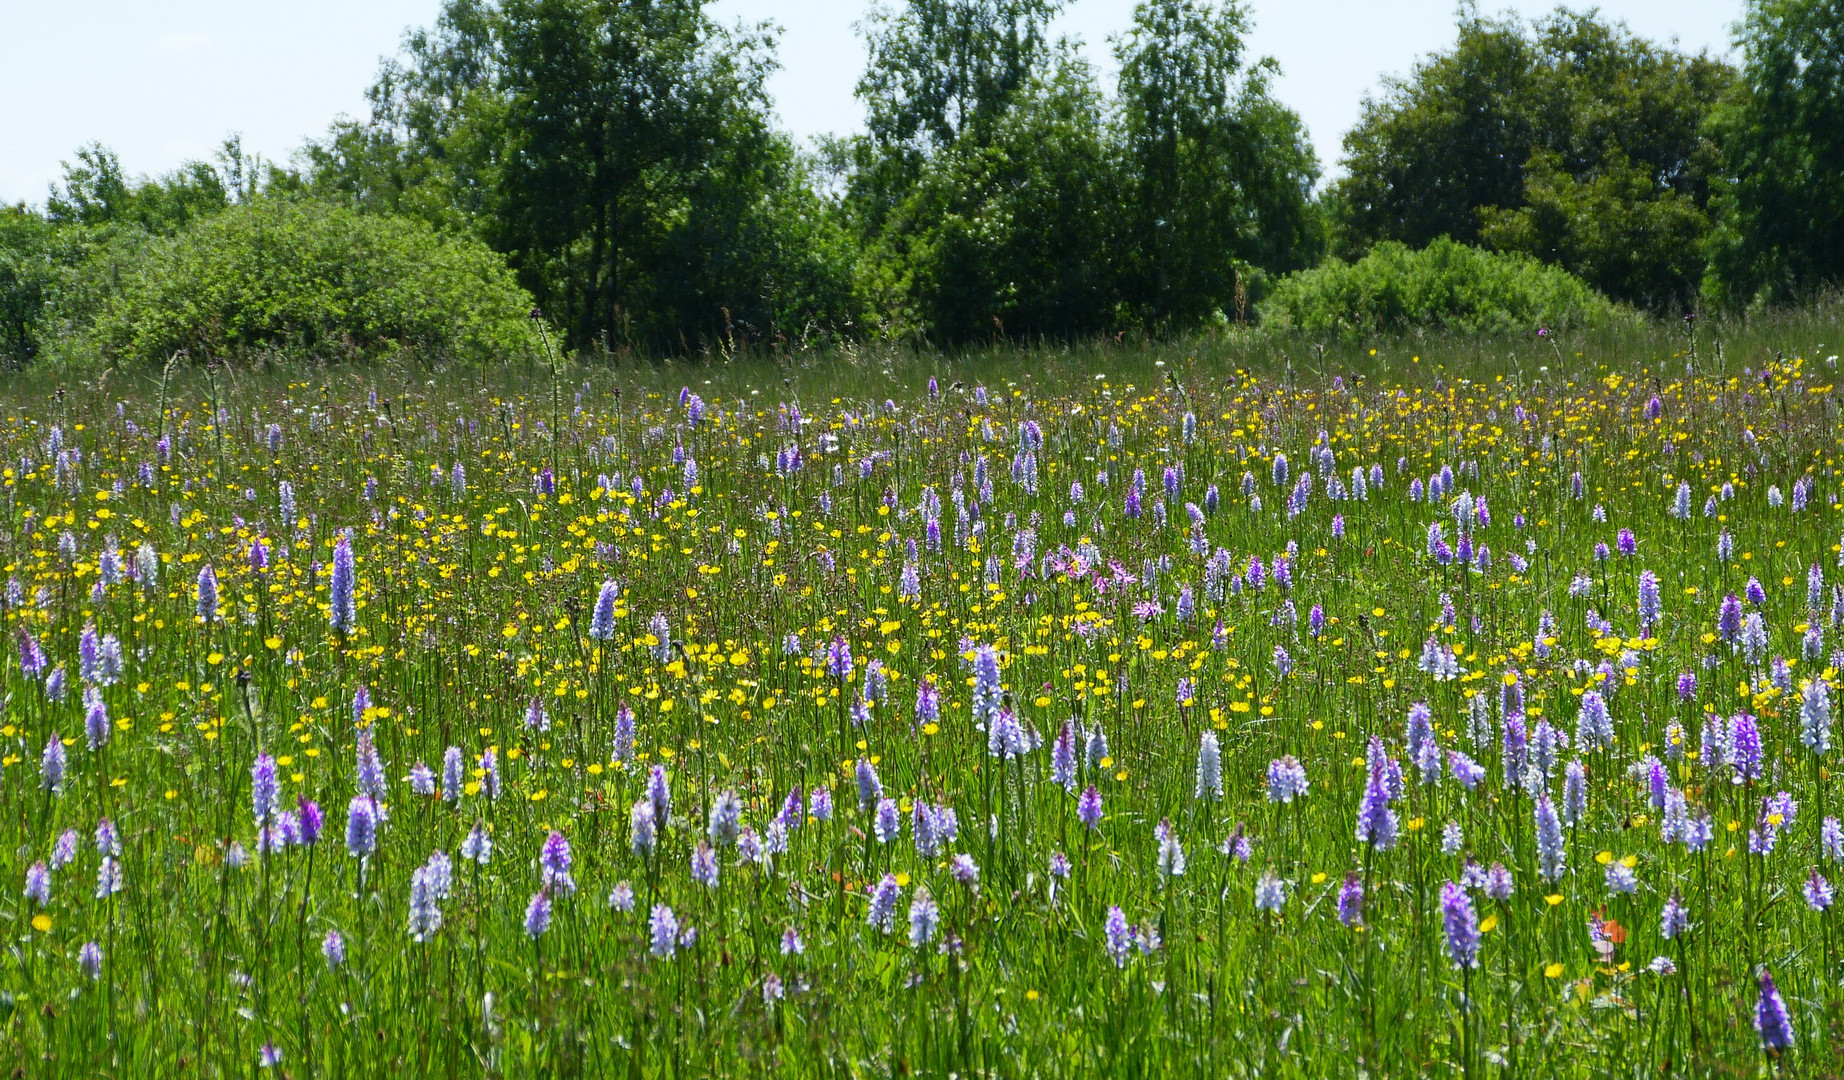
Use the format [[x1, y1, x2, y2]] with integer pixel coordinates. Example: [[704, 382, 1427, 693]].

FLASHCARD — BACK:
[[0, 327, 1841, 1078]]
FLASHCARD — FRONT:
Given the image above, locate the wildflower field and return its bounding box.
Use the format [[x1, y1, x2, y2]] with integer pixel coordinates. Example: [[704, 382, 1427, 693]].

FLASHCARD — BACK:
[[1, 345, 1842, 1078]]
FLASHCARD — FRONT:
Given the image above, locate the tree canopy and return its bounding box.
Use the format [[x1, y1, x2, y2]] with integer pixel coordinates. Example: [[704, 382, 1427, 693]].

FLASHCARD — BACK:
[[1703, 0, 1844, 307], [838, 0, 1319, 343], [1331, 7, 1732, 310], [307, 0, 865, 352], [1112, 0, 1320, 328]]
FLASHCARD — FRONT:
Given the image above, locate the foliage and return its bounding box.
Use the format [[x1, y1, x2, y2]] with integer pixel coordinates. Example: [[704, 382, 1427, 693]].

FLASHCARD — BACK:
[[859, 0, 1062, 156], [44, 137, 284, 236], [75, 198, 542, 366], [1704, 0, 1844, 308], [1332, 8, 1732, 310], [14, 1, 1844, 353], [845, 0, 1062, 240], [0, 206, 69, 364], [305, 0, 866, 352], [1261, 237, 1621, 336], [2, 140, 291, 365], [868, 49, 1119, 341], [46, 144, 227, 235], [1476, 151, 1709, 313], [1111, 0, 1320, 328], [842, 0, 1318, 342]]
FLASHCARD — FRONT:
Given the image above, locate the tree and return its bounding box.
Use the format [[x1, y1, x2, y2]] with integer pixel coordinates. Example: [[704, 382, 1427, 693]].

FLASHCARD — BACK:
[[1112, 0, 1320, 328], [1333, 14, 1534, 253], [1332, 7, 1732, 309], [488, 0, 777, 348], [844, 0, 1317, 340], [44, 146, 138, 227], [883, 49, 1119, 341], [1477, 151, 1709, 310], [1704, 0, 1844, 307], [0, 205, 67, 363], [1, 138, 282, 363], [306, 0, 864, 351], [859, 0, 1062, 152], [46, 144, 226, 234], [842, 0, 1062, 242], [842, 0, 1089, 339], [45, 137, 279, 236]]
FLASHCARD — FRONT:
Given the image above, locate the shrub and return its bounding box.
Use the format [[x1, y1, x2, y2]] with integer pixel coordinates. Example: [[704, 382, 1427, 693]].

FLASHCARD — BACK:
[[77, 199, 542, 366], [1260, 237, 1621, 337], [0, 207, 79, 364]]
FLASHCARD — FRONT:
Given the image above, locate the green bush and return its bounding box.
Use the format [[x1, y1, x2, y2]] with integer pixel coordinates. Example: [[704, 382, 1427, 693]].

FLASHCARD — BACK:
[[0, 207, 83, 364], [1260, 237, 1621, 336], [76, 199, 543, 366]]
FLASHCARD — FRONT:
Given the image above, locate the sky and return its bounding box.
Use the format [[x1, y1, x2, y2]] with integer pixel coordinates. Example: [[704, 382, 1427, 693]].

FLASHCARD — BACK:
[[0, 0, 1746, 206]]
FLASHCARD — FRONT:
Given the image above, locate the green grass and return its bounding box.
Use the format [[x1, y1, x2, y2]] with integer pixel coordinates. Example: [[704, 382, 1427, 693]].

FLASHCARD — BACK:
[[0, 317, 1841, 1077]]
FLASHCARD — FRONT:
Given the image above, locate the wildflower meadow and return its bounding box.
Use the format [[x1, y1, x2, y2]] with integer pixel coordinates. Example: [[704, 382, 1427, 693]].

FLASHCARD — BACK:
[[1, 349, 1841, 1077]]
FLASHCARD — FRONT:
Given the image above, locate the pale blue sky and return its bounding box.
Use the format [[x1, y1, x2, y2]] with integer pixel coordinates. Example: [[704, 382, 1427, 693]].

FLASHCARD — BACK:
[[0, 0, 1745, 206]]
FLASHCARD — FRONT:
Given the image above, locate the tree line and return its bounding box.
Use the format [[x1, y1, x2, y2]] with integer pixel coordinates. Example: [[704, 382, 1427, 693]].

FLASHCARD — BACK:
[[3, 0, 1842, 364]]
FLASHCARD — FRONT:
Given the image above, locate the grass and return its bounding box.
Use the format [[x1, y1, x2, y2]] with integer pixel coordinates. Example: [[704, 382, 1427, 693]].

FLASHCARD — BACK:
[[0, 313, 1841, 1077]]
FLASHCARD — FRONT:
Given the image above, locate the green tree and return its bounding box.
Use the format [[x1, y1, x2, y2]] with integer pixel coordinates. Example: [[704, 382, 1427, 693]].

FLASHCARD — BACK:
[[846, 0, 1317, 340], [45, 137, 279, 235], [882, 50, 1118, 341], [1477, 151, 1710, 310], [1333, 7, 1732, 309], [1333, 15, 1533, 253], [300, 0, 499, 227], [842, 0, 1063, 242], [1112, 0, 1320, 328], [1704, 0, 1844, 307], [307, 0, 864, 352], [0, 206, 69, 363], [44, 145, 140, 227], [2, 138, 278, 363], [859, 0, 1062, 152]]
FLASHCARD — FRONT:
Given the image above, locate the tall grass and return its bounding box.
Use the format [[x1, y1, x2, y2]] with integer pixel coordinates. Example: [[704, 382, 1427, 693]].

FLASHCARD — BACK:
[[0, 316, 1840, 1076]]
